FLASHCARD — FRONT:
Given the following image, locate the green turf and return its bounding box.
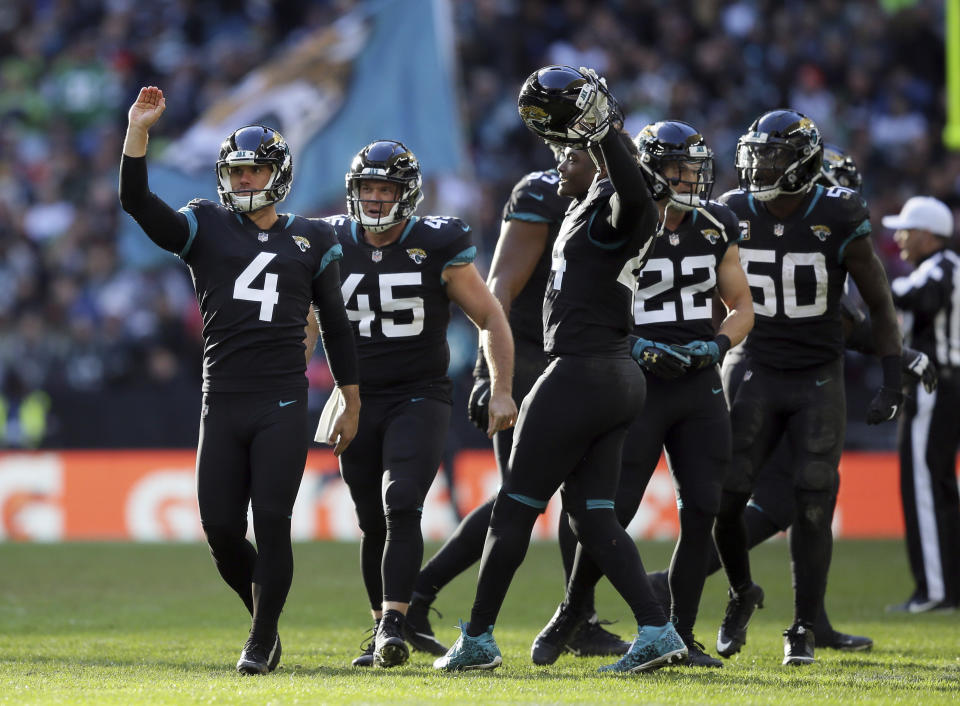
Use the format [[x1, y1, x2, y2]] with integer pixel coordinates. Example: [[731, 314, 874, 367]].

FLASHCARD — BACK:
[[1, 539, 958, 704]]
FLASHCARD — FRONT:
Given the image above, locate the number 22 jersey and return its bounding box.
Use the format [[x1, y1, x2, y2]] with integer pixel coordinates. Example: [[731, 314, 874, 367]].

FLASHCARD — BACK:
[[324, 214, 475, 401]]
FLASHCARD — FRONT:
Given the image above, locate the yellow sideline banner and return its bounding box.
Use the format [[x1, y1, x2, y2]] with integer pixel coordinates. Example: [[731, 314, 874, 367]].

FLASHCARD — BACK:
[[0, 449, 928, 542]]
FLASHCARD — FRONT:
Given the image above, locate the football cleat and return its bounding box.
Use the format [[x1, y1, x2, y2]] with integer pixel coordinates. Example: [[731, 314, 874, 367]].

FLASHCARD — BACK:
[[402, 592, 448, 655], [597, 622, 687, 674], [374, 610, 409, 668], [680, 634, 722, 668], [236, 633, 281, 675], [433, 621, 502, 671], [782, 624, 816, 666], [566, 613, 630, 657], [717, 582, 764, 657], [351, 619, 379, 667], [530, 602, 585, 665], [886, 596, 957, 614]]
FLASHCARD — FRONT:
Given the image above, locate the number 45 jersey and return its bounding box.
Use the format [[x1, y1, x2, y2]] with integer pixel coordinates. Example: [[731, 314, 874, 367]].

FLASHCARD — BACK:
[[720, 184, 872, 370], [324, 214, 475, 400], [178, 199, 343, 393]]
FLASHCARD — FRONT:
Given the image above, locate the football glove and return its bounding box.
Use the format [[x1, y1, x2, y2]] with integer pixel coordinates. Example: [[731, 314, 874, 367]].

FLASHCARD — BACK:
[[903, 348, 937, 394], [669, 335, 731, 370], [631, 337, 691, 379], [866, 386, 904, 425], [467, 376, 491, 432], [576, 67, 619, 143]]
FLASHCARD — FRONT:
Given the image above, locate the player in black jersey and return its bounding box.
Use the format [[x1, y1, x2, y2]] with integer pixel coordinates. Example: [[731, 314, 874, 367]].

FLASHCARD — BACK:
[[714, 110, 902, 666], [118, 87, 360, 675], [322, 139, 517, 669], [529, 121, 754, 669], [435, 65, 681, 673]]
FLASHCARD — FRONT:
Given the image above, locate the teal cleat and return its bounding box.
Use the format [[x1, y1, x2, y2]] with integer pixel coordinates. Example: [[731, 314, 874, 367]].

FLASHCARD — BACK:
[[598, 622, 688, 674], [433, 621, 503, 671]]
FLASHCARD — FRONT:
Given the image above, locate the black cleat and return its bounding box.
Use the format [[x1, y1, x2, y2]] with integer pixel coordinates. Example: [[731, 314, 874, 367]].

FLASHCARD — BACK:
[[680, 634, 722, 668], [403, 592, 448, 656], [648, 571, 671, 615], [374, 610, 409, 668], [782, 624, 816, 666], [351, 620, 379, 667], [566, 613, 630, 657], [236, 633, 281, 675], [716, 582, 764, 658], [530, 603, 585, 666], [818, 628, 873, 652]]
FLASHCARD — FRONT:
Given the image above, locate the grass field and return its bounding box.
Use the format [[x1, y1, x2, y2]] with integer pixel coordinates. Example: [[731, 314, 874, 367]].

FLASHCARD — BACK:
[[1, 539, 958, 705]]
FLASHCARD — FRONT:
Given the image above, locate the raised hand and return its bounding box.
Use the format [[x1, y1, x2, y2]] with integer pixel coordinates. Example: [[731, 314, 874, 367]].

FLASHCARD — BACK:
[[127, 86, 166, 131]]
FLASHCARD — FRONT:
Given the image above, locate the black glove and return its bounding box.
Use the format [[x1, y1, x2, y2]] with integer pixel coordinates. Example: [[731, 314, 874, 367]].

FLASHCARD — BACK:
[[866, 386, 904, 425], [631, 337, 690, 379], [903, 348, 938, 394], [467, 376, 491, 432]]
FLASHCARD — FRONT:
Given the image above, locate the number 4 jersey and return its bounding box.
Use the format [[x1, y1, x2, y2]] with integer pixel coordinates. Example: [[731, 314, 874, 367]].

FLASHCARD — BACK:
[[720, 184, 872, 369], [178, 199, 344, 393], [325, 214, 475, 400]]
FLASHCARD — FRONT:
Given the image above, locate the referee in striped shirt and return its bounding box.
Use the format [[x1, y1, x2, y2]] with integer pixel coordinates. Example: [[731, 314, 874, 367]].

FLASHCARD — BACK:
[[884, 196, 959, 613]]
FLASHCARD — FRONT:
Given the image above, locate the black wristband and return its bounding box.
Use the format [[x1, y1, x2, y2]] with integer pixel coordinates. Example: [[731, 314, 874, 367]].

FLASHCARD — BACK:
[[714, 334, 732, 361], [881, 354, 902, 389]]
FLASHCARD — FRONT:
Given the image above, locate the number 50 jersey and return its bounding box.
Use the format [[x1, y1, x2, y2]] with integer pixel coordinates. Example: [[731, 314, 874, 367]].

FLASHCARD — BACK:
[[719, 184, 872, 370], [325, 214, 475, 400]]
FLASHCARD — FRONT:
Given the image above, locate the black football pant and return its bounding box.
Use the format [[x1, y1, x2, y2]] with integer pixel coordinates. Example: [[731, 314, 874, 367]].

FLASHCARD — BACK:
[[898, 372, 960, 607], [339, 393, 450, 609], [196, 389, 309, 642], [414, 339, 549, 599], [468, 355, 667, 634], [563, 366, 730, 639], [716, 352, 844, 630]]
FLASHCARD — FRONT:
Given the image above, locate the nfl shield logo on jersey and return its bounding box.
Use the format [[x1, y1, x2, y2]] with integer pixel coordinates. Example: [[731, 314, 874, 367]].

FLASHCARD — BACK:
[[292, 235, 311, 252], [372, 249, 383, 263], [701, 228, 720, 245], [407, 248, 427, 264], [810, 225, 831, 242], [774, 224, 785, 237], [258, 232, 269, 242], [668, 233, 680, 246]]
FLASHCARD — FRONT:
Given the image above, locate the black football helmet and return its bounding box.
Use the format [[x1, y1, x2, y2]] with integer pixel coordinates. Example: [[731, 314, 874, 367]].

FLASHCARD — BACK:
[[518, 65, 619, 149], [735, 109, 823, 201], [635, 121, 714, 211], [346, 139, 423, 233], [216, 125, 292, 213], [819, 143, 862, 192]]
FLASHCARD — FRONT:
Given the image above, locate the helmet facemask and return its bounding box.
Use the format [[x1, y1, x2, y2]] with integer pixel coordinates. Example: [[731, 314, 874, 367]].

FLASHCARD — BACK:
[[346, 176, 414, 233], [345, 140, 424, 234], [736, 121, 822, 201], [646, 152, 714, 211]]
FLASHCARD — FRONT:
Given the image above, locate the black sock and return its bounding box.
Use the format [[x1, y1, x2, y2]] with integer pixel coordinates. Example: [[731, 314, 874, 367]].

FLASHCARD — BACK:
[[713, 490, 753, 592], [416, 498, 493, 596], [668, 506, 715, 637], [359, 526, 386, 611], [250, 509, 294, 641], [558, 511, 596, 615], [383, 509, 423, 603], [790, 490, 836, 628]]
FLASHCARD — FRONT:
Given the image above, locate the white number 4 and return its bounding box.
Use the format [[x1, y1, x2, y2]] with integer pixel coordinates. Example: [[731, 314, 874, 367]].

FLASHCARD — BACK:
[[234, 252, 280, 321]]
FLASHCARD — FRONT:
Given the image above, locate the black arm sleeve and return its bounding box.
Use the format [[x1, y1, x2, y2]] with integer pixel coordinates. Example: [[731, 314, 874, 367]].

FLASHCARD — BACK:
[[595, 131, 657, 242], [118, 155, 190, 254], [311, 260, 359, 387]]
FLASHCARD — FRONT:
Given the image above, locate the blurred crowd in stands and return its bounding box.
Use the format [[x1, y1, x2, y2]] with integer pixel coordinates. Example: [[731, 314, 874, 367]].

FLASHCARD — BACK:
[[0, 0, 953, 448]]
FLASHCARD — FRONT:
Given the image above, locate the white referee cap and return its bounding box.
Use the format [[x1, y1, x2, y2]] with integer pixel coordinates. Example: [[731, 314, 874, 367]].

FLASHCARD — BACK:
[[882, 196, 954, 237]]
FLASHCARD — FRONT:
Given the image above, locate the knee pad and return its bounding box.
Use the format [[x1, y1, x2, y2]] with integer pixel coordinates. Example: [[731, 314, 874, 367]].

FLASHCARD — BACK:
[[202, 520, 247, 552], [794, 489, 836, 531], [383, 477, 424, 516], [353, 496, 386, 538], [385, 508, 422, 539], [795, 459, 839, 493]]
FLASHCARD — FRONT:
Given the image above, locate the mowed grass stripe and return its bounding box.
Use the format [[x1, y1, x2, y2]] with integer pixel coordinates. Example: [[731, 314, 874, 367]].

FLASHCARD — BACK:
[[1, 540, 958, 704]]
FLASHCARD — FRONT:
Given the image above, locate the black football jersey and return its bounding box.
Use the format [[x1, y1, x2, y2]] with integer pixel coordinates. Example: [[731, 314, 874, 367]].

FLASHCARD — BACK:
[[720, 184, 872, 369], [325, 214, 475, 399], [178, 199, 343, 392], [544, 178, 655, 357], [502, 169, 568, 344], [634, 201, 740, 345]]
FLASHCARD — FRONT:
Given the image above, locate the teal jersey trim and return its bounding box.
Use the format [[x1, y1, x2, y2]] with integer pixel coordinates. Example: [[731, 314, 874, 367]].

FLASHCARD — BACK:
[[802, 185, 824, 219], [586, 206, 627, 250], [838, 218, 872, 265], [747, 193, 758, 216], [585, 499, 615, 510], [398, 216, 419, 244], [443, 246, 477, 271], [283, 213, 295, 229], [314, 243, 343, 278], [349, 220, 359, 244], [507, 493, 548, 511], [177, 207, 198, 258], [506, 212, 552, 223]]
